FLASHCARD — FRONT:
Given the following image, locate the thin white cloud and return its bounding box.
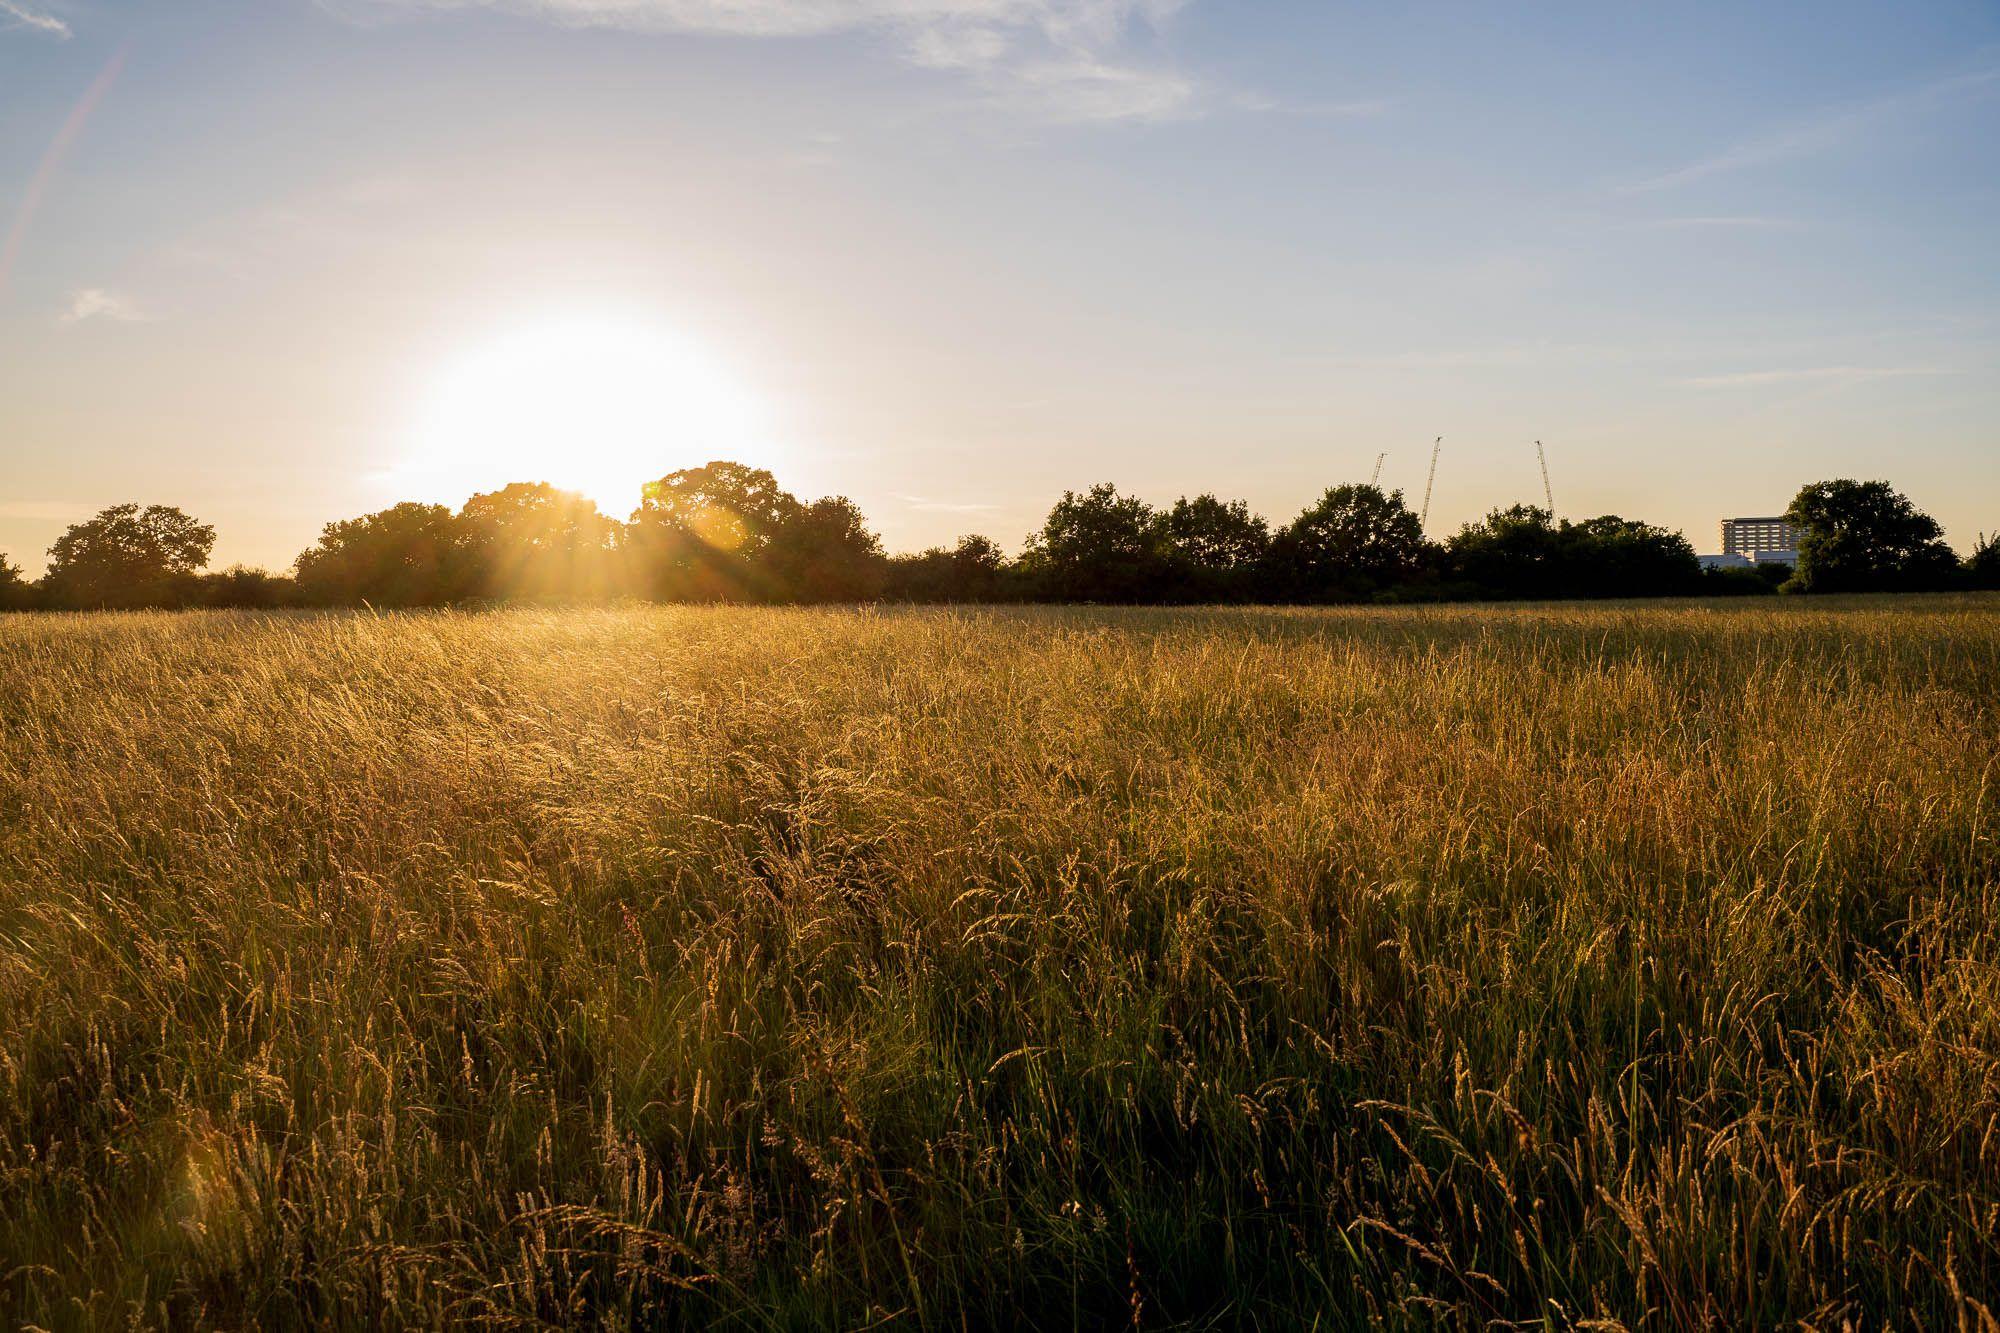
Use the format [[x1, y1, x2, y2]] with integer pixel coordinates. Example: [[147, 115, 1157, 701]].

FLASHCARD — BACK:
[[1625, 62, 2000, 193], [1008, 54, 1191, 122], [0, 0, 68, 37], [0, 0, 68, 35], [1682, 365, 1951, 389], [60, 288, 150, 324], [326, 0, 1202, 122]]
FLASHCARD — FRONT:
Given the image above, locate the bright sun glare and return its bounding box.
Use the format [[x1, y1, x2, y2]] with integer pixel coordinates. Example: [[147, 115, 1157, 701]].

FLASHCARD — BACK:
[[401, 316, 767, 516]]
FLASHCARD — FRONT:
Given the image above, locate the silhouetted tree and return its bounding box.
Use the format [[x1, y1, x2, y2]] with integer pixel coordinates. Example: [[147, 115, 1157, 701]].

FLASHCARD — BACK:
[[0, 554, 30, 611], [1024, 484, 1169, 601], [1446, 507, 1699, 600], [294, 503, 475, 606], [1968, 532, 2000, 591], [1700, 564, 1786, 597], [630, 461, 801, 601], [1558, 516, 1702, 598], [43, 503, 215, 608], [885, 549, 949, 602], [460, 482, 623, 602], [1445, 505, 1561, 600], [1164, 494, 1269, 600], [948, 534, 1014, 601], [764, 496, 885, 602], [1784, 479, 1958, 593], [886, 534, 1014, 603], [1274, 485, 1433, 601], [195, 566, 295, 609], [36, 469, 1979, 612], [946, 535, 1009, 598]]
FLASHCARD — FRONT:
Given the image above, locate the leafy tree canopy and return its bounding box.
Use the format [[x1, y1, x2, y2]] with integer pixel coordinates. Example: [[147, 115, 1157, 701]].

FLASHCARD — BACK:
[[630, 462, 804, 600], [1968, 532, 2000, 591], [461, 483, 617, 553], [1447, 506, 1699, 600], [0, 554, 30, 610], [763, 495, 885, 603], [1785, 479, 1959, 593], [1024, 484, 1171, 602], [1559, 515, 1700, 598], [1445, 505, 1559, 600], [1276, 485, 1433, 599], [294, 502, 474, 607], [885, 534, 1013, 603], [8, 462, 1974, 614], [1165, 495, 1269, 574], [949, 534, 1006, 576], [633, 462, 800, 557], [460, 483, 621, 601], [44, 503, 216, 607]]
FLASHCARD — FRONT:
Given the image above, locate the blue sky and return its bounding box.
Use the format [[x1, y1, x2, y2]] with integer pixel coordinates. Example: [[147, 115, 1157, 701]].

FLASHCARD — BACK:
[[3, 0, 1997, 572]]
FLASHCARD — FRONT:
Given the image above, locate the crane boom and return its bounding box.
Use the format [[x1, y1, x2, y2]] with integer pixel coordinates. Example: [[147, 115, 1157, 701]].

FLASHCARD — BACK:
[[1536, 440, 1554, 516], [1420, 436, 1442, 529], [1370, 451, 1388, 487]]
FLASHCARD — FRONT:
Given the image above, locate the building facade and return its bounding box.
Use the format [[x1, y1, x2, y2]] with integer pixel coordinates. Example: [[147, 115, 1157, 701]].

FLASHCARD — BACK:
[[1721, 516, 1799, 561]]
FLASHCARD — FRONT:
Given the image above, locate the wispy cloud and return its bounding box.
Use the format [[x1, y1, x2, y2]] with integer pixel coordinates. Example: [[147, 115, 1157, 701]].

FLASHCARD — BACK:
[[0, 0, 68, 37], [1625, 62, 2000, 193], [1005, 54, 1192, 122], [1681, 365, 1951, 389], [60, 288, 150, 324], [325, 0, 1203, 122]]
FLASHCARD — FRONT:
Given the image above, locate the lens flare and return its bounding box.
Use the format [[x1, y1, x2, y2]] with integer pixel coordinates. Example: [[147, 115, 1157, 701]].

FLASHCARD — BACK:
[[397, 315, 770, 516]]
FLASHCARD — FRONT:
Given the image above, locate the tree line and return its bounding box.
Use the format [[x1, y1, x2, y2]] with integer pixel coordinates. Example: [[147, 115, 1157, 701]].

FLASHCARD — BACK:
[[2, 463, 1994, 612]]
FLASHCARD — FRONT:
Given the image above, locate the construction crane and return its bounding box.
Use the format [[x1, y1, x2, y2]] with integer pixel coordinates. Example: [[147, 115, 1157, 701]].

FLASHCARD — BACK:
[[1536, 440, 1554, 516], [1419, 436, 1442, 529], [1369, 451, 1388, 487]]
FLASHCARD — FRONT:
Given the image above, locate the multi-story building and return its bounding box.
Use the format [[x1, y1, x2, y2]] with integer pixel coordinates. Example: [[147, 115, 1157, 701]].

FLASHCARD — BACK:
[[1721, 516, 1799, 562]]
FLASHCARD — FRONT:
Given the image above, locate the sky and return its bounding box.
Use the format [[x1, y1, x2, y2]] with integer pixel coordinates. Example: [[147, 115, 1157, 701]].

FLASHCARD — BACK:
[[2, 0, 1997, 575]]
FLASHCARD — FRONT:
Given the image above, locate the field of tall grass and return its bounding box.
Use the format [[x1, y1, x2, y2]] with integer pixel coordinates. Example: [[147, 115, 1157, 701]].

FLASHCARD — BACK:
[[2, 598, 1997, 1327]]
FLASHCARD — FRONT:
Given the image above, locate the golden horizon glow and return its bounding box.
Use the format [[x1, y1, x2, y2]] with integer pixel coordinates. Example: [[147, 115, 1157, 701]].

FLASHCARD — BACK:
[[393, 314, 769, 517]]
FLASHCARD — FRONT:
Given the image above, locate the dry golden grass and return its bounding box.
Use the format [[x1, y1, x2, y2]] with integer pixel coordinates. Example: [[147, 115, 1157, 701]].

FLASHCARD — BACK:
[[2, 598, 1998, 1327]]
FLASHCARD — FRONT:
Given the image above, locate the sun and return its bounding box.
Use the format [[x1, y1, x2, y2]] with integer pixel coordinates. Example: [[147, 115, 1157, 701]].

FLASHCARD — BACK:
[[400, 315, 768, 516]]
